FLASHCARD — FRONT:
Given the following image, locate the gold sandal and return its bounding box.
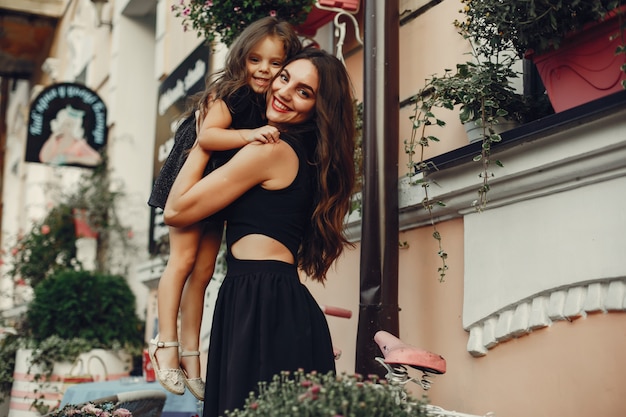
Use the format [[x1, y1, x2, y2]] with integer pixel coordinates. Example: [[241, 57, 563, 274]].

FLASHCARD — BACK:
[[180, 350, 205, 400], [148, 335, 185, 395]]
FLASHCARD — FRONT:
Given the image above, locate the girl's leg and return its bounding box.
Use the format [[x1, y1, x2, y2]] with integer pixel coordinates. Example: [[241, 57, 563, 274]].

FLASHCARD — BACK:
[[155, 224, 202, 371], [179, 222, 224, 379]]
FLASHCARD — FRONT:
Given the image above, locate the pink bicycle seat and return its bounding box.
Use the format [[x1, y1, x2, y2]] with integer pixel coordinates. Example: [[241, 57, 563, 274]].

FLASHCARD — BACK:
[[374, 330, 446, 374]]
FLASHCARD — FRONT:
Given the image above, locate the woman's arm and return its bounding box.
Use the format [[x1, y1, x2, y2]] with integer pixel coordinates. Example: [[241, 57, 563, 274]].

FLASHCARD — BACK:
[[196, 99, 279, 151], [163, 139, 298, 228]]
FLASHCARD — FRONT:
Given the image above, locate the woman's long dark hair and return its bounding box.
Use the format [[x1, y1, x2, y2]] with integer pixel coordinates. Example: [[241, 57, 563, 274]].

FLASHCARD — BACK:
[[293, 48, 356, 283]]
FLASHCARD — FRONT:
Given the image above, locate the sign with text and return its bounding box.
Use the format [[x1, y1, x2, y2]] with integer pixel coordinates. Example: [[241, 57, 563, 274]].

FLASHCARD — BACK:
[[26, 83, 107, 168]]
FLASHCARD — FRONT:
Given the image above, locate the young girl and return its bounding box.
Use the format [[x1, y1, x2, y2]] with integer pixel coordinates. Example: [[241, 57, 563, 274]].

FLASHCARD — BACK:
[[147, 17, 301, 400]]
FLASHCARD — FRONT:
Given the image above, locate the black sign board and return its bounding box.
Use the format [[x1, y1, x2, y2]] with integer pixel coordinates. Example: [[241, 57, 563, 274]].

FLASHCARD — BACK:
[[26, 83, 107, 168]]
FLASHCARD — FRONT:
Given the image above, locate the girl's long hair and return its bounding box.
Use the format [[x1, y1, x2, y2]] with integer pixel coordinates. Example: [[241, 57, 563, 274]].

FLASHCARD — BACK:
[[194, 16, 302, 118], [294, 48, 356, 283]]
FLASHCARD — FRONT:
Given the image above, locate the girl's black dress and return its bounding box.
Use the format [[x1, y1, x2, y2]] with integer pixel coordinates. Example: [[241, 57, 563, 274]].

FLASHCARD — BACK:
[[148, 86, 265, 210], [202, 126, 336, 417]]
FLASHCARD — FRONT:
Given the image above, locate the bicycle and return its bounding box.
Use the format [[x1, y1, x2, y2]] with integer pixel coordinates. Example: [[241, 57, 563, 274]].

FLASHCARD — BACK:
[[321, 306, 495, 417], [373, 330, 496, 417]]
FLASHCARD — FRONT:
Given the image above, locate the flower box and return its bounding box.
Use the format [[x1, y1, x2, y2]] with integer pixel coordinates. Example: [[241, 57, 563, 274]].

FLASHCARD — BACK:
[[528, 9, 626, 112]]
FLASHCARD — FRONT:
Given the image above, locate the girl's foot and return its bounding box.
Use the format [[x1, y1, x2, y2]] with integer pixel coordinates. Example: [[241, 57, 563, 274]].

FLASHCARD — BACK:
[[180, 350, 205, 400], [148, 335, 185, 395]]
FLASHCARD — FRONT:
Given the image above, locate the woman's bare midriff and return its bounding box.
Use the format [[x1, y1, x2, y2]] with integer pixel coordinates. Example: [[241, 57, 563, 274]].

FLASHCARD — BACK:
[[230, 234, 294, 264]]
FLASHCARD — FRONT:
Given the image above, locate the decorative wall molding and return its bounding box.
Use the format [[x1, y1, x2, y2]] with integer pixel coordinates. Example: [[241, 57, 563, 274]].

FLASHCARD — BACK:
[[466, 278, 626, 357]]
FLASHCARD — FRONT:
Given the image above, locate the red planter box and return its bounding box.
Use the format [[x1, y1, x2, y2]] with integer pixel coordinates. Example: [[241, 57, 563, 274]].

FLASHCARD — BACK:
[[529, 11, 626, 112]]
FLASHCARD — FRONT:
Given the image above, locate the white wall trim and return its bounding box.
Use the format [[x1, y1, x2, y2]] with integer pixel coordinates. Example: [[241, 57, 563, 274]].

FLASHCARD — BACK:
[[466, 277, 626, 357]]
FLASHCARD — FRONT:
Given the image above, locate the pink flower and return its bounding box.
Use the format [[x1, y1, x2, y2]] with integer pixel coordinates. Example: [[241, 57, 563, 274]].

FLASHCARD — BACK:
[[81, 404, 100, 415], [205, 0, 213, 6], [41, 224, 50, 235], [234, 6, 241, 12], [183, 7, 191, 16], [11, 247, 18, 256], [127, 230, 134, 239], [113, 408, 132, 417], [270, 10, 277, 17]]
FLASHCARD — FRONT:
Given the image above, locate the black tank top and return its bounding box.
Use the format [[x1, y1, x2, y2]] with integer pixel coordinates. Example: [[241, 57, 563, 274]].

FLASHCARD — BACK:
[[224, 124, 317, 260]]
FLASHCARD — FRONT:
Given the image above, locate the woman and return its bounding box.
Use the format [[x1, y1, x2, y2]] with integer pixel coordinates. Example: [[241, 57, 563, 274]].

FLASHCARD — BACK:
[[164, 47, 356, 417], [147, 17, 301, 400]]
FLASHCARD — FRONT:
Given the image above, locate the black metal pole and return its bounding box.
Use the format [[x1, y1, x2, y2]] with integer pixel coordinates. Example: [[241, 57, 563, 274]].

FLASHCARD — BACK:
[[355, 0, 400, 376]]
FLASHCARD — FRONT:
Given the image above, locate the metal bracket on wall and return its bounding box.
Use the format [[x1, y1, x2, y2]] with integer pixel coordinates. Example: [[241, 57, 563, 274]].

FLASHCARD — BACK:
[[314, 1, 363, 64]]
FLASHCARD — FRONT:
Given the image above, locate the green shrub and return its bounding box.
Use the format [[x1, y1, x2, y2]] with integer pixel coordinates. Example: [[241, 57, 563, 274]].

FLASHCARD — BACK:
[[26, 270, 143, 349]]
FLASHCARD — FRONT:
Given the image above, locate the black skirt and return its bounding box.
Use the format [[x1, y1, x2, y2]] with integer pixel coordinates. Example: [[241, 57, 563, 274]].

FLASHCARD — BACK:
[[203, 257, 336, 417], [148, 114, 197, 209]]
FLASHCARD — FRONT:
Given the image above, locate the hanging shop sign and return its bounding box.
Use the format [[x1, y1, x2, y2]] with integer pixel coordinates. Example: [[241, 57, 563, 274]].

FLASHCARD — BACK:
[[26, 82, 107, 168]]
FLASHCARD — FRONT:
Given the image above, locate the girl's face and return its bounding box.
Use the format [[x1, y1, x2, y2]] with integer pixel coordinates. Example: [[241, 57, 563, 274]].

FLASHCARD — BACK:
[[246, 35, 286, 94], [266, 59, 318, 126]]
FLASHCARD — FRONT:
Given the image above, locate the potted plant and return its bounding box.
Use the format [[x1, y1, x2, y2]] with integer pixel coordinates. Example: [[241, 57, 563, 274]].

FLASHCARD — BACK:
[[26, 270, 144, 349], [5, 270, 144, 415], [171, 0, 316, 46], [405, 1, 533, 220], [226, 369, 429, 417], [458, 0, 626, 112], [402, 2, 547, 280]]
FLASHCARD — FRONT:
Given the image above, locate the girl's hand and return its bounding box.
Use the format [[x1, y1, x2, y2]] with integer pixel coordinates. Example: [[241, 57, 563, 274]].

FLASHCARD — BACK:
[[195, 110, 202, 135], [241, 125, 280, 144]]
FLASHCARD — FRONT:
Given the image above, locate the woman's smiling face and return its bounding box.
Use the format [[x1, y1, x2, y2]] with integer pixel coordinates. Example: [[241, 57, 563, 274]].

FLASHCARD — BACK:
[[266, 59, 318, 126]]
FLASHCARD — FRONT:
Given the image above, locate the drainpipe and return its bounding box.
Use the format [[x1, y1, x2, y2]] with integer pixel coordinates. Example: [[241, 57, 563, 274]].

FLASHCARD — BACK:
[[355, 0, 400, 376]]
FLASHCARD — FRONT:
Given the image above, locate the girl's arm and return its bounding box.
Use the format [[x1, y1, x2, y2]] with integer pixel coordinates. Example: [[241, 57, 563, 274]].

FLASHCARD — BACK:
[[163, 139, 298, 228], [196, 99, 279, 151]]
